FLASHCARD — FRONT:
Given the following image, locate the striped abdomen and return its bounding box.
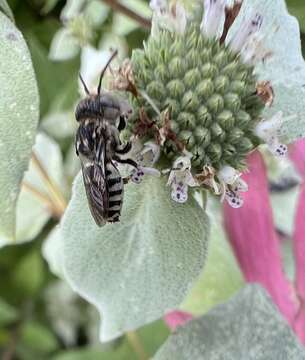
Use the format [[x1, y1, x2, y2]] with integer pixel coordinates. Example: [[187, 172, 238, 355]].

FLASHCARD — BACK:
[[106, 162, 124, 222]]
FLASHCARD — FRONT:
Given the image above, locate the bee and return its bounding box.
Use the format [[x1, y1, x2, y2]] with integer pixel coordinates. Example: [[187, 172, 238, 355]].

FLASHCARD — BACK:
[[75, 50, 137, 226]]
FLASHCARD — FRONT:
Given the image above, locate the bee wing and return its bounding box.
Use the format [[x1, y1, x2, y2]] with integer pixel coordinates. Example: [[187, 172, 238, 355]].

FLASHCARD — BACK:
[[80, 154, 109, 227]]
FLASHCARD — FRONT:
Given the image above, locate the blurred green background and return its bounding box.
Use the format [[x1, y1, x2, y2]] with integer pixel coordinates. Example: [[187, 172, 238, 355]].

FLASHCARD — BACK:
[[0, 0, 304, 359]]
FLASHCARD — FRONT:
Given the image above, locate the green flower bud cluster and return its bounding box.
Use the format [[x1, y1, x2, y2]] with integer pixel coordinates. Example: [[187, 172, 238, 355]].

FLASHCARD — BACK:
[[129, 23, 264, 170]]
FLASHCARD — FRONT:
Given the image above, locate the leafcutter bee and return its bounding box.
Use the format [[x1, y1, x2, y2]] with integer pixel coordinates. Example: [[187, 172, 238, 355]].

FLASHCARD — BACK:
[[75, 50, 137, 226]]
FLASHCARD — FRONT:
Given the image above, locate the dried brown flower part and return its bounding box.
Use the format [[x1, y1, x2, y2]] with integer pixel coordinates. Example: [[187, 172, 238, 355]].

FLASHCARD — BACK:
[[110, 59, 138, 97], [159, 109, 185, 151], [195, 166, 222, 195], [220, 1, 242, 45], [256, 81, 274, 107]]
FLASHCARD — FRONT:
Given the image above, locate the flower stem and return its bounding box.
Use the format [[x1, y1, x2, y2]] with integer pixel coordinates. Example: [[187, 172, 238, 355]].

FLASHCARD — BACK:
[[101, 0, 151, 29], [31, 151, 67, 216], [126, 331, 149, 360]]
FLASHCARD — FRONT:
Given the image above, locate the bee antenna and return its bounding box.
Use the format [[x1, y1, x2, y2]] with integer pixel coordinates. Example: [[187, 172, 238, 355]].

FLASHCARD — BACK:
[[97, 49, 118, 95], [79, 74, 90, 95]]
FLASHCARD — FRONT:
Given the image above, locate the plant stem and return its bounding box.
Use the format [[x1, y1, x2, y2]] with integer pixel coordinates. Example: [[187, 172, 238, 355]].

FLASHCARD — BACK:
[[31, 151, 67, 215], [101, 0, 151, 29], [126, 331, 149, 360]]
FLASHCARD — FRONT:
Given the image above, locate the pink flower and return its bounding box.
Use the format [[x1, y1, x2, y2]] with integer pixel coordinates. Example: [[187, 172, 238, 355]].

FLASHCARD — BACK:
[[164, 310, 193, 330], [290, 138, 305, 343], [223, 151, 297, 324]]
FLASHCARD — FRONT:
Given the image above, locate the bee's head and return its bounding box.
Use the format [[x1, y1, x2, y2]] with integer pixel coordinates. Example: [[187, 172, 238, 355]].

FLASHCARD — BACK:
[[75, 95, 100, 122]]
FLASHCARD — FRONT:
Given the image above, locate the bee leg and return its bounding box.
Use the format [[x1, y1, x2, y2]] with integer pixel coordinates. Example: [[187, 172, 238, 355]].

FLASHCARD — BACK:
[[116, 141, 132, 154], [113, 155, 138, 169]]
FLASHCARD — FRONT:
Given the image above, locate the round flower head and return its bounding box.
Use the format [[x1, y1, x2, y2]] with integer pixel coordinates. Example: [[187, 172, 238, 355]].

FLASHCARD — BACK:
[[111, 0, 304, 208]]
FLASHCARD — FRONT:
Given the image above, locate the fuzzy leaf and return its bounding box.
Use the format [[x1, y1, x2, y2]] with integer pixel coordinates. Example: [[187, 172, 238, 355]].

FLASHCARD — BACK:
[[60, 175, 209, 341], [155, 285, 305, 360], [227, 0, 305, 143], [181, 202, 244, 315], [0, 13, 39, 243]]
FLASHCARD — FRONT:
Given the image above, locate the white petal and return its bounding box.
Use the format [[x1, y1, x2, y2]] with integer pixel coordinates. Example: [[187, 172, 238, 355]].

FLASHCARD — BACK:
[[172, 156, 191, 171], [225, 189, 244, 208], [150, 0, 167, 14], [255, 111, 283, 141], [142, 167, 161, 177], [131, 167, 145, 184], [229, 12, 263, 52], [151, 1, 187, 35], [218, 165, 240, 185], [167, 171, 176, 187], [173, 3, 188, 34], [185, 171, 198, 187], [171, 183, 188, 203], [232, 178, 248, 193], [131, 165, 161, 184], [268, 140, 288, 158], [201, 0, 226, 39], [141, 141, 161, 165]]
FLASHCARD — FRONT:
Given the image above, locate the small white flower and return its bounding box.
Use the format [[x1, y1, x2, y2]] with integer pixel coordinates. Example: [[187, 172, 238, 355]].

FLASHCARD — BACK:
[[255, 112, 288, 157], [130, 141, 161, 184], [131, 166, 160, 184], [218, 165, 240, 185], [224, 189, 244, 208], [218, 165, 248, 208], [167, 156, 198, 203], [150, 0, 187, 36], [229, 12, 263, 53], [201, 0, 226, 39]]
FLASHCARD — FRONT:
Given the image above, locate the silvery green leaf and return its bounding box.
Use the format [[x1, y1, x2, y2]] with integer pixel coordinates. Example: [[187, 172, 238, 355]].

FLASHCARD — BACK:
[[155, 285, 305, 360], [0, 13, 39, 243], [227, 0, 305, 143], [49, 28, 79, 61], [181, 200, 244, 315], [60, 175, 209, 341], [0, 0, 13, 21]]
